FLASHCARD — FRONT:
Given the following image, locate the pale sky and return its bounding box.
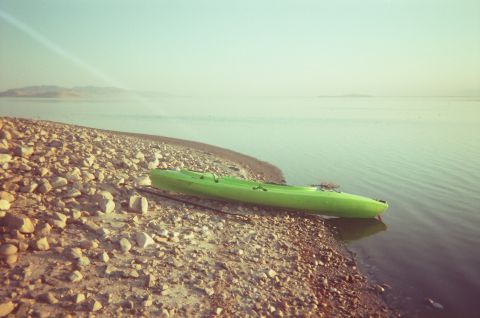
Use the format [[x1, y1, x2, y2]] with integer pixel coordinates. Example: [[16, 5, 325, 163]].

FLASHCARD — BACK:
[[0, 0, 479, 96]]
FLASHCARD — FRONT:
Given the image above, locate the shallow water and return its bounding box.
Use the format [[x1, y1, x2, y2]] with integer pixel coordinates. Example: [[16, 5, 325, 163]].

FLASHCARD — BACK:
[[2, 96, 479, 317]]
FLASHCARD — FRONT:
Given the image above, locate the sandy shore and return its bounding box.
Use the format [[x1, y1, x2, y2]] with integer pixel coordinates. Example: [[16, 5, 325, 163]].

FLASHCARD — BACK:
[[0, 117, 396, 317]]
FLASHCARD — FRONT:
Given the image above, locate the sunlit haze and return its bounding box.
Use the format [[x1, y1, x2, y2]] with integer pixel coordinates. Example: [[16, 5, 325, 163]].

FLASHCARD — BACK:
[[1, 0, 479, 96]]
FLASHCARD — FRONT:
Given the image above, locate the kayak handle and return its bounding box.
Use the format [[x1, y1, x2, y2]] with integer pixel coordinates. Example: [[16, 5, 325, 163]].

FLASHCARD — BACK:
[[252, 185, 268, 191], [200, 173, 220, 183]]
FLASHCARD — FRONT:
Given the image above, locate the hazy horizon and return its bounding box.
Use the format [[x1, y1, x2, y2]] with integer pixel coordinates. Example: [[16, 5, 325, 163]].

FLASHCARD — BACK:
[[1, 0, 479, 97]]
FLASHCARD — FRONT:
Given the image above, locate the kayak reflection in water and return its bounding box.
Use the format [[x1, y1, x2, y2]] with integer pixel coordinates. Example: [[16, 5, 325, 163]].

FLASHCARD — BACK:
[[324, 218, 387, 243]]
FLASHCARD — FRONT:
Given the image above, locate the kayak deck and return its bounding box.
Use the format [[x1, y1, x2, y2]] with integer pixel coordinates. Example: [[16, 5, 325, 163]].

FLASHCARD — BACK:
[[149, 169, 388, 218]]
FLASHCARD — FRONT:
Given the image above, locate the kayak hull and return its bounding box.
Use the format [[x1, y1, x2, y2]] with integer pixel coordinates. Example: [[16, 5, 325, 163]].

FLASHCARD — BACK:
[[149, 169, 388, 218]]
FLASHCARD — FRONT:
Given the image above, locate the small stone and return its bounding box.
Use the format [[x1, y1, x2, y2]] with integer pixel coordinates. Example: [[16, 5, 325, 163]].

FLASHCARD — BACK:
[[161, 284, 170, 291], [5, 254, 18, 266], [268, 305, 276, 313], [0, 154, 12, 164], [39, 167, 49, 177], [90, 300, 103, 312], [23, 182, 38, 193], [39, 292, 59, 304], [71, 209, 82, 220], [0, 191, 14, 202], [99, 228, 110, 238], [66, 247, 83, 259], [51, 176, 68, 188], [158, 229, 169, 238], [147, 161, 158, 169], [0, 243, 18, 256], [119, 238, 132, 253], [147, 274, 155, 287], [124, 300, 135, 309], [376, 285, 385, 293], [37, 181, 53, 194], [204, 287, 215, 296], [126, 269, 140, 278], [99, 199, 115, 214], [215, 308, 223, 315], [83, 155, 96, 168], [267, 269, 277, 278], [135, 176, 151, 186], [129, 195, 148, 214], [79, 240, 99, 250], [0, 130, 11, 140], [0, 200, 11, 210], [97, 191, 112, 201], [0, 300, 15, 317], [74, 293, 86, 304], [426, 298, 444, 310], [49, 139, 63, 147], [69, 270, 83, 282], [135, 151, 145, 160], [142, 294, 154, 307], [77, 256, 91, 266], [79, 240, 98, 250], [99, 252, 110, 263], [35, 222, 52, 237], [95, 171, 105, 182], [18, 242, 29, 252], [136, 232, 155, 248], [64, 188, 81, 198], [14, 146, 34, 157], [35, 237, 50, 251], [3, 213, 34, 233], [54, 212, 68, 222], [51, 219, 66, 229]]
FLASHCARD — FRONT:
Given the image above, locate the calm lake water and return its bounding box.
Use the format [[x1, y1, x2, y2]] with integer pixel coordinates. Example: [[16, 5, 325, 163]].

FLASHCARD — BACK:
[[2, 96, 479, 317]]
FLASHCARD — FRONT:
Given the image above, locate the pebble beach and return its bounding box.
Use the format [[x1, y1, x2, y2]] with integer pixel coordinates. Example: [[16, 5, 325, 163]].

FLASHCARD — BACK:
[[0, 117, 396, 317]]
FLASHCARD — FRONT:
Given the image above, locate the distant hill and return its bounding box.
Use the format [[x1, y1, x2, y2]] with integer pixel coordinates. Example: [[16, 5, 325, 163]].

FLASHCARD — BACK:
[[0, 85, 128, 98], [317, 94, 372, 98]]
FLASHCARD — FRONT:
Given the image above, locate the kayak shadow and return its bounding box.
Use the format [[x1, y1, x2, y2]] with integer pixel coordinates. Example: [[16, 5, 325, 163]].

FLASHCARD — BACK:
[[324, 218, 387, 243]]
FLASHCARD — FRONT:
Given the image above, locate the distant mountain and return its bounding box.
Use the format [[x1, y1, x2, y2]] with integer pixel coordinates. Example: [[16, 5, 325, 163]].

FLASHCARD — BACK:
[[0, 85, 128, 98], [317, 94, 373, 98]]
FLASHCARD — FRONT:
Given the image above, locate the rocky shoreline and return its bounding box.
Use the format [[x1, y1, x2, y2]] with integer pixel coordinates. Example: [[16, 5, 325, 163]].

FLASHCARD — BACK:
[[0, 117, 396, 317]]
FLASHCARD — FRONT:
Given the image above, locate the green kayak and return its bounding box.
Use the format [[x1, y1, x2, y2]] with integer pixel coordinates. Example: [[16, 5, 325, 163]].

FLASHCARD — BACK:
[[149, 169, 388, 218]]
